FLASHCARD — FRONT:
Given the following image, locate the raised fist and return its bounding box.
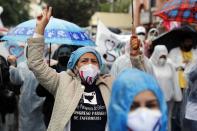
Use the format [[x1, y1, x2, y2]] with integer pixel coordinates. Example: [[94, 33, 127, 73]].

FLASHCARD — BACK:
[[130, 35, 141, 56]]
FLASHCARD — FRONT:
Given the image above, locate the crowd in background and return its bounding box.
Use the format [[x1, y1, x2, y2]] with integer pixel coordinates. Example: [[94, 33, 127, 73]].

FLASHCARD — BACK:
[[0, 6, 197, 131]]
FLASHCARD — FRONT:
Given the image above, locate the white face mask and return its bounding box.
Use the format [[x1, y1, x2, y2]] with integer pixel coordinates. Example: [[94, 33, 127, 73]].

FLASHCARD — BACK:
[[158, 58, 166, 66], [127, 108, 162, 131], [78, 64, 100, 85], [137, 35, 145, 53], [137, 35, 146, 42]]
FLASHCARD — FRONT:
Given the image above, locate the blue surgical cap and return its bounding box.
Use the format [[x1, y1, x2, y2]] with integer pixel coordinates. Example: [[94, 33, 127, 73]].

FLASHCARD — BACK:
[[108, 68, 167, 131], [67, 46, 103, 70]]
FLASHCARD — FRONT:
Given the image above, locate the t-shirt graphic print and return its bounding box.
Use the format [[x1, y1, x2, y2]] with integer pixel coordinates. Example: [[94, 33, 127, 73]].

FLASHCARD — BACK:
[[82, 91, 97, 105], [71, 85, 107, 131]]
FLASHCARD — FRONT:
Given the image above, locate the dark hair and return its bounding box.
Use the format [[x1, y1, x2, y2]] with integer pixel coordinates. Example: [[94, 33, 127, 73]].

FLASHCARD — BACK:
[[182, 34, 193, 41]]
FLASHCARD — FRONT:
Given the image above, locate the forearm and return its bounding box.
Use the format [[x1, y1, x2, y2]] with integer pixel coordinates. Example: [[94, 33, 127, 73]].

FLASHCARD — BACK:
[[130, 54, 147, 72], [27, 37, 59, 95]]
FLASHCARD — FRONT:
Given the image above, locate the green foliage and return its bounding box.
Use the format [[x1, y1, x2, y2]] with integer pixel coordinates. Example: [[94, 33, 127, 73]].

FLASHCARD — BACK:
[[0, 0, 131, 27], [99, 0, 131, 13], [99, 3, 111, 12], [0, 0, 30, 27], [43, 0, 130, 26], [44, 0, 98, 26], [113, 0, 130, 13]]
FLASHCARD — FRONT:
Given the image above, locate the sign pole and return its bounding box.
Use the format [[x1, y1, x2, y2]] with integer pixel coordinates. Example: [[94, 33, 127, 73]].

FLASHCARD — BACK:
[[131, 0, 134, 34]]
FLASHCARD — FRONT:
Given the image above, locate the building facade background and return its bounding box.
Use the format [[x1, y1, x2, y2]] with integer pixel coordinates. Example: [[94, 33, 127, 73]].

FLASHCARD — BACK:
[[131, 0, 166, 29]]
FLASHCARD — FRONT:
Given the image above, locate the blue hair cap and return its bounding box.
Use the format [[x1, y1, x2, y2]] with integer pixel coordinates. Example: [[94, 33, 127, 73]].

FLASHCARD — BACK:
[[108, 68, 167, 131], [67, 46, 102, 70]]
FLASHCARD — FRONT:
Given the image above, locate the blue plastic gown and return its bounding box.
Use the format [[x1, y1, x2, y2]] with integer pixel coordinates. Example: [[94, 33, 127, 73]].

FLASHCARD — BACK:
[[9, 62, 46, 131], [108, 68, 167, 131]]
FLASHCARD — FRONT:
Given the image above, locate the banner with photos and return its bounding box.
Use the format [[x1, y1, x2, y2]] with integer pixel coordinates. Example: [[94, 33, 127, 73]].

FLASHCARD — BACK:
[[95, 21, 131, 64]]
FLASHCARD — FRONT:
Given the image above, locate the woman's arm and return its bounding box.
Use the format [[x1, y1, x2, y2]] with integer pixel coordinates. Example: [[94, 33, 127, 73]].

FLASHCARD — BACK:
[[27, 6, 60, 95], [7, 55, 23, 85], [9, 66, 23, 85], [27, 36, 60, 95]]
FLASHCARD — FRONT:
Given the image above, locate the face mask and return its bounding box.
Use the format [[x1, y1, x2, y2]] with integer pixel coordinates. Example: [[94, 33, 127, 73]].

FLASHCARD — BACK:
[[127, 108, 162, 131], [78, 64, 100, 85], [137, 36, 145, 53], [137, 35, 146, 42], [158, 58, 166, 66]]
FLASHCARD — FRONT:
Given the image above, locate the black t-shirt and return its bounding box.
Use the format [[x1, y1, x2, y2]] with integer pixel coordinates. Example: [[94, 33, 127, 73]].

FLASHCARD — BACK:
[[71, 83, 107, 131]]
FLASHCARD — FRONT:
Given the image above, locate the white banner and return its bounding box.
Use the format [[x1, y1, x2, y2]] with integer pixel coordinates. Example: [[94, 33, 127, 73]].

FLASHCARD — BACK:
[[0, 42, 9, 58], [4, 41, 26, 64], [95, 21, 131, 64]]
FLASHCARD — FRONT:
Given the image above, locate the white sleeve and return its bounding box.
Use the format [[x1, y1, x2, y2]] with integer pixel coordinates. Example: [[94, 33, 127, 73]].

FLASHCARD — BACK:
[[33, 33, 43, 38], [9, 66, 23, 85], [171, 63, 182, 101]]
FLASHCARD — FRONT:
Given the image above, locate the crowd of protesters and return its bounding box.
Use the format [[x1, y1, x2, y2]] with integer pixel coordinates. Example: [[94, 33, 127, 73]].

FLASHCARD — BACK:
[[0, 6, 197, 131]]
